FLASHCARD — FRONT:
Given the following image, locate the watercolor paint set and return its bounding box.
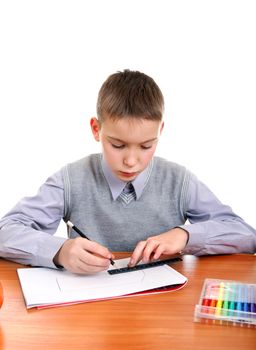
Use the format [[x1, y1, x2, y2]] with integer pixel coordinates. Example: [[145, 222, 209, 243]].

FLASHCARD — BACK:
[[194, 278, 256, 328]]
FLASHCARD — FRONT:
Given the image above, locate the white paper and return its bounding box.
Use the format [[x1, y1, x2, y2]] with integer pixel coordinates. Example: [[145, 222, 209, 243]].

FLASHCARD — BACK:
[[17, 258, 187, 308]]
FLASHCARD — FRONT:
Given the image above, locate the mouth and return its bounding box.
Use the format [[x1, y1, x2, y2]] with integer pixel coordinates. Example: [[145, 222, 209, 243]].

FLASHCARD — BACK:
[[118, 171, 138, 178]]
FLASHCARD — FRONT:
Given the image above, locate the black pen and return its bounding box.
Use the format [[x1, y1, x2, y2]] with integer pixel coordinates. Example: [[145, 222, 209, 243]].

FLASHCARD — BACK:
[[66, 220, 115, 265]]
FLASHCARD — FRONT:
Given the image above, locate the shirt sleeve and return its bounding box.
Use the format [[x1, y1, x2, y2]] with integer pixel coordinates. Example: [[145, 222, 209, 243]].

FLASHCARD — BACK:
[[180, 173, 256, 255], [0, 170, 67, 268]]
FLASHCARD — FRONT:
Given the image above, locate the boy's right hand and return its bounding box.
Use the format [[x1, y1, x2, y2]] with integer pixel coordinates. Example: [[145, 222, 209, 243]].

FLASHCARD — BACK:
[[53, 238, 114, 274]]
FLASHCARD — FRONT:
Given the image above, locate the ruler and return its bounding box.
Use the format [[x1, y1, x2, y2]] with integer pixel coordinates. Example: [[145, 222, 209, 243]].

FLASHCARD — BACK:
[[108, 257, 182, 275]]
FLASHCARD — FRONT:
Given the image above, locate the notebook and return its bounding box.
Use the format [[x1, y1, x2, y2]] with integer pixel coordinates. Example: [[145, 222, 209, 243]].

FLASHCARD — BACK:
[[17, 257, 187, 309]]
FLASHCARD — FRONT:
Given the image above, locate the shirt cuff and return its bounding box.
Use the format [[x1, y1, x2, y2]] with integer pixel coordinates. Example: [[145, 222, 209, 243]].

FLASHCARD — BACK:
[[37, 235, 67, 269], [179, 223, 207, 255]]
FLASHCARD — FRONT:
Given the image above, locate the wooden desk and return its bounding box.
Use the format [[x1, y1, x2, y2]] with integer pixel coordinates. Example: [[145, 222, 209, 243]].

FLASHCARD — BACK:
[[0, 254, 255, 350]]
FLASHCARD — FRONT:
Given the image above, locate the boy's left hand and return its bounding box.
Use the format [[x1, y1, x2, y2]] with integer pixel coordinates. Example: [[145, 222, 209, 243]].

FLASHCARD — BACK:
[[128, 227, 189, 267]]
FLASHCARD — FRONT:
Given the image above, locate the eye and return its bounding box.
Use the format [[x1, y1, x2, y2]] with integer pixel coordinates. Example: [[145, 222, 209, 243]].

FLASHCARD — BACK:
[[111, 144, 125, 149], [141, 145, 152, 150]]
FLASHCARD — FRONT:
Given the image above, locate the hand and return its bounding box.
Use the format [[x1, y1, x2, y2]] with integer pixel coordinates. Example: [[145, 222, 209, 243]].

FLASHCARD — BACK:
[[53, 237, 115, 274], [128, 228, 189, 267]]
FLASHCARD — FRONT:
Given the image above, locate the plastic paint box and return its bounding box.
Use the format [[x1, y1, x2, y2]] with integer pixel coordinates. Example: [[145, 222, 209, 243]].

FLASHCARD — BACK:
[[194, 279, 256, 328]]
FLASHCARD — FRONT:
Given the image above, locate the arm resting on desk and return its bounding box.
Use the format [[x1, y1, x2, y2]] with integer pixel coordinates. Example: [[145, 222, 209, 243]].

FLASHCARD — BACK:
[[181, 173, 256, 255]]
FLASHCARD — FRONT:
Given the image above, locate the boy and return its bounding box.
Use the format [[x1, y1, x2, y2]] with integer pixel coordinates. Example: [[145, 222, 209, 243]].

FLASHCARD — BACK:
[[0, 70, 255, 274]]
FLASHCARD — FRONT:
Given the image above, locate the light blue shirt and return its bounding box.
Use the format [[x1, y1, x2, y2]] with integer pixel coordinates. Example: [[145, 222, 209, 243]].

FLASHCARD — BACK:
[[0, 157, 255, 268]]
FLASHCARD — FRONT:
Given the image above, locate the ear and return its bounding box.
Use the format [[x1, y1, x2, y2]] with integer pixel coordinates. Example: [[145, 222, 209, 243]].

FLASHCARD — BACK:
[[90, 117, 101, 142]]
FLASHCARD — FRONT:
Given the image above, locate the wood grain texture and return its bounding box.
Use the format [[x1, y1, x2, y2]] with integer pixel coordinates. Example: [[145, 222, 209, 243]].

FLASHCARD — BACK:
[[0, 253, 255, 350]]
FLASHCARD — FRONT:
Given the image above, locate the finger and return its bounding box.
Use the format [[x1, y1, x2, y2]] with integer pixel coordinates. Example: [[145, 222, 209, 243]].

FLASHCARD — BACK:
[[80, 239, 113, 261], [142, 239, 160, 263], [79, 249, 111, 268], [77, 258, 110, 274], [67, 249, 111, 274], [128, 240, 147, 267], [152, 244, 166, 260], [68, 261, 109, 275], [62, 238, 113, 273]]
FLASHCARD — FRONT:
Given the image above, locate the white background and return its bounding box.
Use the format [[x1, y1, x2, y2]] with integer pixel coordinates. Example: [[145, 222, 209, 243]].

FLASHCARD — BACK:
[[0, 0, 255, 234]]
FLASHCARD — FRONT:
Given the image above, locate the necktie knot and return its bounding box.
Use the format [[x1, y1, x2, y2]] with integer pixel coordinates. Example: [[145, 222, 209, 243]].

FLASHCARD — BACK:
[[119, 182, 136, 204], [123, 182, 134, 194]]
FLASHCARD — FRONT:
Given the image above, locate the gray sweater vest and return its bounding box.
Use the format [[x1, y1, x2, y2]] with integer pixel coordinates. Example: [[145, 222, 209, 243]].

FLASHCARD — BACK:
[[62, 154, 189, 251]]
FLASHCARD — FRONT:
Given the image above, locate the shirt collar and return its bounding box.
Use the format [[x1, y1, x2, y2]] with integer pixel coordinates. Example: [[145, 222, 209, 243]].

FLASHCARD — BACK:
[[101, 156, 153, 200]]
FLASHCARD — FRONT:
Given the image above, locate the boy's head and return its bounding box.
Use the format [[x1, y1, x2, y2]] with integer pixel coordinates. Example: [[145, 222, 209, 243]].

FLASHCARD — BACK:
[[91, 70, 165, 182], [96, 69, 164, 123]]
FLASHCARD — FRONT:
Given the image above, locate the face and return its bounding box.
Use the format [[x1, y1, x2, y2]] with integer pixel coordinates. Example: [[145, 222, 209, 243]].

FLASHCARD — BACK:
[[91, 116, 164, 181]]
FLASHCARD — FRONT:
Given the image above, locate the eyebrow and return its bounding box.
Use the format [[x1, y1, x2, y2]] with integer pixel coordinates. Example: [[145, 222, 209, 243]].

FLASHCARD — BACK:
[[107, 136, 158, 144]]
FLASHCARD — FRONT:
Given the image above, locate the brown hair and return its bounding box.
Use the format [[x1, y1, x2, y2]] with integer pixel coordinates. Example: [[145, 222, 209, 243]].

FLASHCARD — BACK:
[[97, 69, 164, 122]]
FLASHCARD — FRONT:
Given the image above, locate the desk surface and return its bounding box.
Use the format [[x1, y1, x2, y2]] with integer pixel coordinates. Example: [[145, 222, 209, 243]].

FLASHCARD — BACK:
[[0, 254, 255, 350]]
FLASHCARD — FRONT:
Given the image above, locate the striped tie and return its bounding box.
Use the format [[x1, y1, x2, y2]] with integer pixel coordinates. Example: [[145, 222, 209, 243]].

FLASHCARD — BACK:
[[119, 182, 136, 205]]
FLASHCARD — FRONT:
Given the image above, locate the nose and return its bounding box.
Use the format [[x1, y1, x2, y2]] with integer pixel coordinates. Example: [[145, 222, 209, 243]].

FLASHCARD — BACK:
[[123, 150, 137, 168]]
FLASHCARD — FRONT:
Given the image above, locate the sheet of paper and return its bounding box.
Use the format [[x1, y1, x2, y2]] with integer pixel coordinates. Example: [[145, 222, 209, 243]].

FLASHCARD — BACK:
[[17, 258, 187, 308]]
